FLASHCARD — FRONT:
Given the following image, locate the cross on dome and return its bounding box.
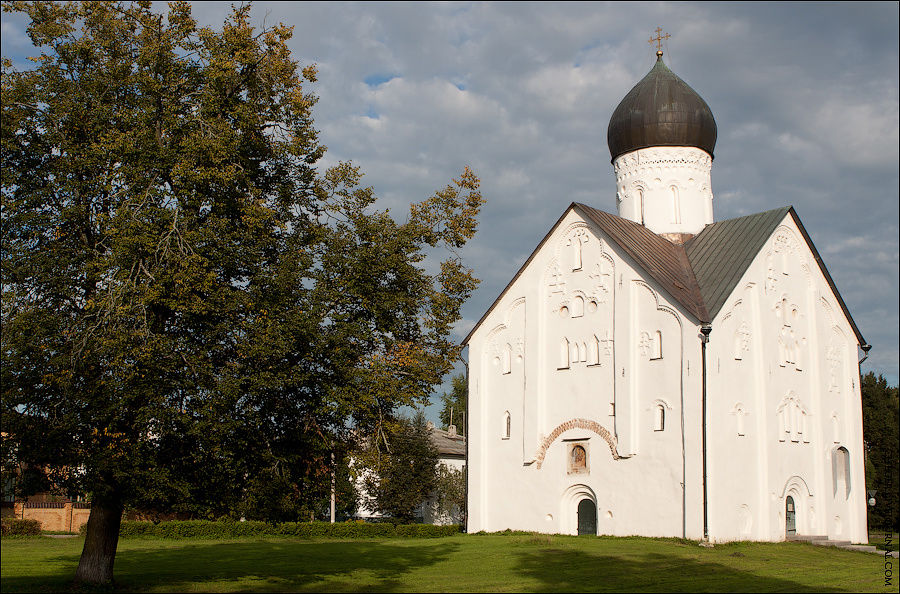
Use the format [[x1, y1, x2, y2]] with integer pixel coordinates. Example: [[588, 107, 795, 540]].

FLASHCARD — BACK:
[[648, 26, 670, 55]]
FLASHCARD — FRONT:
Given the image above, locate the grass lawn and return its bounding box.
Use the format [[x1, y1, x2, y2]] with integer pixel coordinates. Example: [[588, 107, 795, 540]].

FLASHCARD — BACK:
[[0, 534, 891, 593]]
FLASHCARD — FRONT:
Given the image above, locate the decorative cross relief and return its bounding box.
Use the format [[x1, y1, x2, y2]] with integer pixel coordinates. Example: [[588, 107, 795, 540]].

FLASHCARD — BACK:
[[774, 296, 804, 370], [566, 228, 590, 271], [639, 332, 652, 357], [826, 343, 842, 393], [733, 322, 751, 360], [765, 253, 778, 295], [600, 330, 614, 356], [638, 330, 662, 359], [548, 263, 567, 298], [589, 261, 612, 303]]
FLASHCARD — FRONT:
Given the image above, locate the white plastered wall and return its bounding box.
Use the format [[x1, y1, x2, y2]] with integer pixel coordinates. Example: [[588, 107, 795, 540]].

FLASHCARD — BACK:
[[467, 208, 705, 538], [705, 213, 866, 543], [613, 147, 714, 236]]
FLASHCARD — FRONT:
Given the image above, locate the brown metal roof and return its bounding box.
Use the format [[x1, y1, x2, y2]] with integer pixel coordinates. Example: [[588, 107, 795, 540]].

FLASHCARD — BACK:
[[607, 55, 717, 161], [576, 204, 710, 322]]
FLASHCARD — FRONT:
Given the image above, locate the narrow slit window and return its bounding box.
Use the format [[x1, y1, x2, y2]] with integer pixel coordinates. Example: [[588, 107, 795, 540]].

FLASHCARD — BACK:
[[559, 338, 570, 369], [670, 185, 681, 224], [651, 331, 663, 360], [654, 404, 665, 432]]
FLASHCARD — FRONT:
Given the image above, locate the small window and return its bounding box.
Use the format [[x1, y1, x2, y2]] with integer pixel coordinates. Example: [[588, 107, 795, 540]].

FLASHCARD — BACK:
[[571, 295, 584, 318], [833, 447, 850, 500], [501, 344, 512, 375], [654, 404, 665, 432], [589, 335, 601, 366], [502, 411, 511, 440], [636, 187, 645, 224], [670, 185, 681, 224], [651, 331, 663, 360], [559, 338, 570, 369]]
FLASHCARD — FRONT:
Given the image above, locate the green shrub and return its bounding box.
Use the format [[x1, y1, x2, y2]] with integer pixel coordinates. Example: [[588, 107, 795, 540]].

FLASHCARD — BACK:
[[107, 519, 461, 539], [1, 518, 42, 537]]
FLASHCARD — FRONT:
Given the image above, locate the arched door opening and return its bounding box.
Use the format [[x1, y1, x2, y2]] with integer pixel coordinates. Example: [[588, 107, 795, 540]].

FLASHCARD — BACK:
[[785, 496, 796, 537], [577, 498, 597, 536]]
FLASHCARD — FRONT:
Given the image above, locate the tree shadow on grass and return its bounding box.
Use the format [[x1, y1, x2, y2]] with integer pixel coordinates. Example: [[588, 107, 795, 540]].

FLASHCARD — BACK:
[[511, 543, 850, 593], [1, 539, 460, 593]]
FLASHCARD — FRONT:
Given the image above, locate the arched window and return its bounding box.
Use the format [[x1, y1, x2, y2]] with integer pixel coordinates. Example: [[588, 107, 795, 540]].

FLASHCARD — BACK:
[[651, 331, 663, 360], [559, 338, 570, 369], [636, 187, 645, 224], [589, 335, 601, 366], [502, 411, 511, 440], [501, 343, 512, 375], [571, 295, 584, 318], [833, 446, 850, 499], [777, 394, 809, 443], [654, 404, 665, 432], [670, 185, 681, 224]]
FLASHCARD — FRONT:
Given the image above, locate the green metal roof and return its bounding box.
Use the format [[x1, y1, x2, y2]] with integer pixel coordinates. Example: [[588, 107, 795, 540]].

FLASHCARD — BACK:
[[684, 207, 791, 320]]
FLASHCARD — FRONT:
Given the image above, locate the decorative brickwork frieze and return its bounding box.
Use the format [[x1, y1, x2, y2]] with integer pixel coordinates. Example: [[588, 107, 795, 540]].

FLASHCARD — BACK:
[[535, 418, 619, 469]]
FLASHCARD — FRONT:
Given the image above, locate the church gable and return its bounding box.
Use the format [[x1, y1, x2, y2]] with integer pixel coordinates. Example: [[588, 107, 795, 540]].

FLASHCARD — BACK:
[[694, 207, 864, 347], [685, 207, 791, 320]]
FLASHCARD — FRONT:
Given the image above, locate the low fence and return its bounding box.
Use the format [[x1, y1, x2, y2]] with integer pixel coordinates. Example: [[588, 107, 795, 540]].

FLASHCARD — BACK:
[[0, 501, 90, 533]]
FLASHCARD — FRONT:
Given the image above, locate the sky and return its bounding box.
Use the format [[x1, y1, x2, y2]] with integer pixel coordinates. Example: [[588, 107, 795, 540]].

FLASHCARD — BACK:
[[3, 2, 898, 424]]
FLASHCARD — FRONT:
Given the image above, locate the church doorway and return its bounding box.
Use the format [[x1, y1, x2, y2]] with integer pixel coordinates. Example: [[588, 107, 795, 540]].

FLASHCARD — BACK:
[[577, 498, 597, 535], [785, 496, 796, 536]]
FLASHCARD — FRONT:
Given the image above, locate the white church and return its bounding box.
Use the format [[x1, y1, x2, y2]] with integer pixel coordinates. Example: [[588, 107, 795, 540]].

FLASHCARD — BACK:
[[463, 50, 870, 543]]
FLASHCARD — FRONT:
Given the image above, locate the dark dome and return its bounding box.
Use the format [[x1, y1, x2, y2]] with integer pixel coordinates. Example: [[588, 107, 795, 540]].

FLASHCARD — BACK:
[[607, 54, 717, 161]]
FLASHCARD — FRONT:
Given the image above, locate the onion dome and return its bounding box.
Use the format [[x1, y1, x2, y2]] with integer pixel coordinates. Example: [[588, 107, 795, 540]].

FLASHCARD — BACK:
[[607, 53, 717, 161]]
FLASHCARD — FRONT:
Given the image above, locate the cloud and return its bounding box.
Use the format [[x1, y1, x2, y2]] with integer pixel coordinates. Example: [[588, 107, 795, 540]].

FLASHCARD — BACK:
[[3, 1, 897, 396]]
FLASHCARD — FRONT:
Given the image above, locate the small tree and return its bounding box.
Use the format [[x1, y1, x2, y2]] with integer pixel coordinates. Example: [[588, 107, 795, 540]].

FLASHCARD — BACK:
[[432, 464, 465, 525], [365, 412, 438, 523], [439, 373, 467, 436]]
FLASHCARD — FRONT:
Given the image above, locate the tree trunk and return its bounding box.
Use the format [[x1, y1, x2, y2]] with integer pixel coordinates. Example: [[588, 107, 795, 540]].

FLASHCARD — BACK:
[[74, 499, 123, 585]]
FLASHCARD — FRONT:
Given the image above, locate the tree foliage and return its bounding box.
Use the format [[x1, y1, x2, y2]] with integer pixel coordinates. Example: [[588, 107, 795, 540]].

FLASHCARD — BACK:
[[438, 373, 467, 436], [861, 372, 899, 531], [363, 412, 439, 524], [432, 464, 466, 525], [1, 0, 482, 583]]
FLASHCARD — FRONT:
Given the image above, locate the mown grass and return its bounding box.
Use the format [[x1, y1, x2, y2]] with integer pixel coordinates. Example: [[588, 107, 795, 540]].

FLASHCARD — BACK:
[[0, 533, 890, 592]]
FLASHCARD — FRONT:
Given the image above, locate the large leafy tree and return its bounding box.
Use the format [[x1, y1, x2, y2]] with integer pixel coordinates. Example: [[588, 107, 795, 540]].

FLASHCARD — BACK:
[[861, 372, 899, 532], [1, 0, 482, 584]]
